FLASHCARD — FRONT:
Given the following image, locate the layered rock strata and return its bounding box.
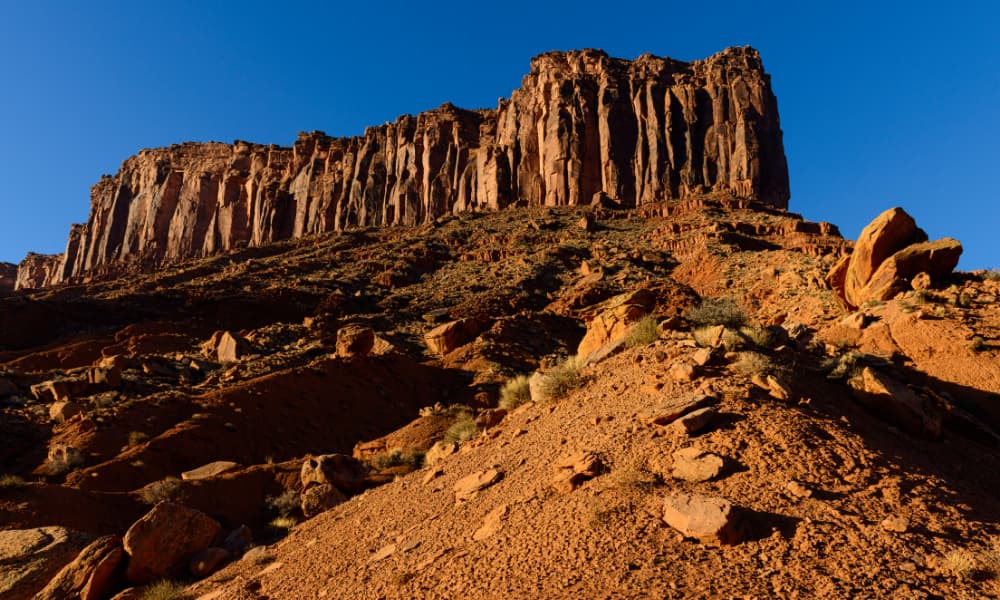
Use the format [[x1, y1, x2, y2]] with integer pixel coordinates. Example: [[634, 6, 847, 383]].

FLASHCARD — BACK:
[[18, 46, 789, 289]]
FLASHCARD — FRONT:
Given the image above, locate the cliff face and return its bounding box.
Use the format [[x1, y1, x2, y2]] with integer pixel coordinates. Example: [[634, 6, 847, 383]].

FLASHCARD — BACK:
[[17, 46, 789, 289], [0, 262, 16, 294]]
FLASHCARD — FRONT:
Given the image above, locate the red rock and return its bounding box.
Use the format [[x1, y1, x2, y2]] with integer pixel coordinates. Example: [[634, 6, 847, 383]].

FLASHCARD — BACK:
[[300, 454, 369, 493], [28, 47, 788, 288], [847, 367, 943, 438], [34, 535, 124, 600], [424, 319, 484, 355], [843, 208, 925, 304], [301, 484, 347, 518], [662, 493, 743, 545], [335, 324, 375, 358], [0, 262, 16, 294], [49, 401, 83, 423], [643, 394, 718, 426], [674, 407, 719, 434], [122, 502, 221, 584], [181, 461, 240, 481], [202, 331, 250, 364], [453, 469, 502, 503], [671, 447, 725, 482]]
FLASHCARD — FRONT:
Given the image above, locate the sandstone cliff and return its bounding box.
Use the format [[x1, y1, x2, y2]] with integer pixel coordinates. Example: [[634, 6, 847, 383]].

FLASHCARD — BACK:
[[18, 46, 789, 289], [0, 262, 16, 294]]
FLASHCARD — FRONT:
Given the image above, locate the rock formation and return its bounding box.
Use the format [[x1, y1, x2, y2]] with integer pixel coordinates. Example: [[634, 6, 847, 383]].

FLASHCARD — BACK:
[[17, 46, 789, 289], [0, 262, 16, 294], [826, 207, 962, 309]]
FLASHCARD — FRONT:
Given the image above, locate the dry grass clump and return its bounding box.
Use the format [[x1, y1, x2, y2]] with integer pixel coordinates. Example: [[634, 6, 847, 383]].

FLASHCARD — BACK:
[[443, 411, 478, 444], [739, 325, 784, 350], [686, 297, 746, 329], [731, 351, 774, 377], [982, 269, 1000, 282], [0, 474, 28, 489], [533, 354, 586, 403], [944, 549, 978, 580], [141, 579, 189, 600], [498, 375, 532, 410], [970, 336, 988, 352], [370, 448, 425, 470], [623, 316, 659, 348], [820, 350, 889, 381], [269, 516, 298, 531], [141, 477, 184, 505], [266, 488, 300, 518], [127, 431, 150, 447]]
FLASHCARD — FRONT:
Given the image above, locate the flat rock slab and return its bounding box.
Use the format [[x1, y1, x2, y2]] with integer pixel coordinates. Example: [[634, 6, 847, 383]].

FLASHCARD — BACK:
[[181, 461, 240, 481], [662, 493, 743, 545], [672, 447, 725, 482], [454, 469, 502, 503], [643, 394, 718, 426], [674, 407, 719, 434]]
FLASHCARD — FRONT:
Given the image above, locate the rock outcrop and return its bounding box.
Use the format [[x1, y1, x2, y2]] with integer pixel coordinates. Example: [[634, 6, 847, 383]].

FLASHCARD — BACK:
[[827, 207, 962, 309], [0, 261, 16, 294], [21, 46, 789, 288], [14, 252, 63, 290]]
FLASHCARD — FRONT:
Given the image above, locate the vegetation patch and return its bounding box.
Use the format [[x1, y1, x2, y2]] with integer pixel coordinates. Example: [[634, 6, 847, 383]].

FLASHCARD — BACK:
[[686, 297, 746, 329], [498, 375, 532, 410]]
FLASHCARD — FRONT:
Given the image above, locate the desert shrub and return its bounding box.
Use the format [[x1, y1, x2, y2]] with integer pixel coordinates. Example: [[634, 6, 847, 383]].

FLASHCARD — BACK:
[[533, 354, 586, 403], [141, 579, 189, 600], [498, 375, 532, 410], [0, 474, 28, 489], [45, 453, 84, 477], [739, 325, 781, 350], [127, 431, 150, 447], [269, 516, 298, 531], [971, 336, 988, 352], [731, 351, 774, 377], [982, 269, 1000, 282], [443, 411, 478, 444], [944, 549, 978, 580], [142, 477, 184, 505], [266, 489, 300, 518], [370, 448, 425, 470], [623, 316, 659, 348], [685, 297, 746, 329]]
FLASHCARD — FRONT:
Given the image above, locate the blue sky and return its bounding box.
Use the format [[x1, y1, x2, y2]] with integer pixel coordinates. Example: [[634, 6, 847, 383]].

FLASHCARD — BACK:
[[1, 1, 997, 269]]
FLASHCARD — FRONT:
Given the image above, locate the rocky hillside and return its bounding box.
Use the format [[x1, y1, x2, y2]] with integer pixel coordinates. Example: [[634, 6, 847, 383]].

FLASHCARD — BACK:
[[16, 46, 788, 289]]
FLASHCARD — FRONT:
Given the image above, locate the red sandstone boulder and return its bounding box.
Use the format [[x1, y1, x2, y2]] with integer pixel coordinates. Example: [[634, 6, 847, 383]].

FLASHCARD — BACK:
[[122, 502, 221, 584], [34, 535, 124, 600]]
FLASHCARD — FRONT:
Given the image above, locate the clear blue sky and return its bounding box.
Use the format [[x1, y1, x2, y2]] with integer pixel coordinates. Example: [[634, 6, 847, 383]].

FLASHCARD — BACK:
[[1, 1, 997, 269]]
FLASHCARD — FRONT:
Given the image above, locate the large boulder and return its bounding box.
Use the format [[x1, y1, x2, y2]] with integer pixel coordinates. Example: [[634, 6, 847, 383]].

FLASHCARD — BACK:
[[300, 454, 369, 494], [34, 535, 124, 600], [828, 207, 961, 309], [847, 366, 943, 438], [0, 527, 93, 599], [335, 324, 375, 358], [122, 502, 221, 584]]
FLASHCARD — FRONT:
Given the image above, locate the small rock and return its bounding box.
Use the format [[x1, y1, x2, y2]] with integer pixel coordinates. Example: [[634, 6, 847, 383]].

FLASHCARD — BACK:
[[189, 547, 230, 578], [670, 363, 697, 382], [786, 480, 812, 498], [578, 213, 596, 232], [765, 375, 793, 401], [473, 505, 509, 541], [453, 469, 502, 503], [643, 394, 718, 426], [369, 543, 396, 562], [691, 348, 713, 366], [475, 408, 507, 430], [300, 484, 346, 518], [662, 493, 743, 545], [422, 467, 444, 484], [181, 461, 240, 481], [673, 407, 718, 435], [49, 401, 83, 423], [881, 515, 910, 533], [425, 441, 459, 466], [840, 312, 867, 330], [671, 447, 725, 482], [242, 546, 274, 565], [335, 324, 375, 358]]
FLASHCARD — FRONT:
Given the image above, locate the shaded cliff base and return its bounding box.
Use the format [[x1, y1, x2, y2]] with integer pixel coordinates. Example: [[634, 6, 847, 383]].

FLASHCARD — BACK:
[[1, 197, 999, 598]]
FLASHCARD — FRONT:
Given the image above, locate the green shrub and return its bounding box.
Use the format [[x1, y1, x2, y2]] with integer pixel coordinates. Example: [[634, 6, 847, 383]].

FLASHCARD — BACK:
[[370, 448, 425, 470], [443, 411, 478, 444], [685, 298, 746, 329], [498, 375, 532, 410], [623, 316, 659, 348]]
